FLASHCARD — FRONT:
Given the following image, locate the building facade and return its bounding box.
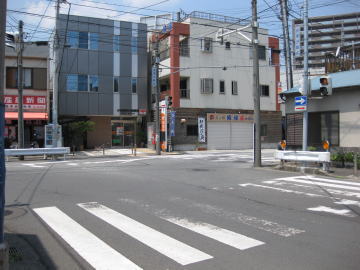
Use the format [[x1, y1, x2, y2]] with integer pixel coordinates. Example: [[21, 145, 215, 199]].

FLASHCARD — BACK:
[[150, 11, 282, 150], [290, 12, 360, 87], [281, 69, 360, 151], [4, 42, 49, 148], [55, 14, 148, 148]]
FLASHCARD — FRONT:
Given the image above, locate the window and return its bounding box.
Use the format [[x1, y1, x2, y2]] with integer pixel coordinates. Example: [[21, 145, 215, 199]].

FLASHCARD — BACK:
[[79, 32, 88, 49], [258, 45, 266, 60], [33, 68, 47, 90], [67, 31, 79, 48], [6, 67, 33, 89], [249, 45, 266, 60], [231, 81, 238, 95], [66, 74, 78, 91], [261, 124, 267, 136], [78, 75, 88, 91], [113, 77, 119, 92], [89, 75, 99, 92], [200, 78, 213, 94], [186, 125, 198, 136], [201, 37, 212, 52], [131, 37, 137, 54], [225, 41, 231, 49], [180, 38, 190, 57], [131, 78, 137, 94], [260, 85, 269, 96], [219, 80, 225, 94], [89, 33, 98, 50], [113, 35, 120, 52]]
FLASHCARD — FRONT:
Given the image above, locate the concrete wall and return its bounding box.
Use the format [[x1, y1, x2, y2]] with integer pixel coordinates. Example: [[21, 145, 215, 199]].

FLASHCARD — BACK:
[[284, 87, 360, 148]]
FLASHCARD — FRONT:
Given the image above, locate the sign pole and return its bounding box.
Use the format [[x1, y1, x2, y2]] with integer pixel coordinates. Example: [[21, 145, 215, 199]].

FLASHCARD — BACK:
[[302, 0, 309, 151]]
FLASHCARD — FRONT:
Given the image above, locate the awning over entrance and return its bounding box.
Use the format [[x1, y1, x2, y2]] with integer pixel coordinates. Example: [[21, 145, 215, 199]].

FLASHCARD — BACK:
[[5, 112, 48, 120]]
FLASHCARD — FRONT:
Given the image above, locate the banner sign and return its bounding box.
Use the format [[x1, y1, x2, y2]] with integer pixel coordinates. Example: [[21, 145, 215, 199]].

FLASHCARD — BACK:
[[198, 117, 206, 143], [4, 95, 46, 111], [170, 111, 176, 137], [207, 113, 253, 122]]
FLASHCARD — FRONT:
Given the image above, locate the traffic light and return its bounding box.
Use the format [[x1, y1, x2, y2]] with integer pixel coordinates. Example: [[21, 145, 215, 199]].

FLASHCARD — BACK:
[[319, 76, 332, 96], [167, 96, 173, 108]]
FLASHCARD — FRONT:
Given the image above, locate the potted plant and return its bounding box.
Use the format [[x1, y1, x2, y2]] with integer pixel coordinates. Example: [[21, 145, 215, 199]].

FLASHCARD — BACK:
[[68, 121, 95, 151]]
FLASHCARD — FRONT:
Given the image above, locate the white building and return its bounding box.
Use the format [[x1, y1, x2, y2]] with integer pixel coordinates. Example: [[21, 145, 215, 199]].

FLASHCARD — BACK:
[[150, 11, 282, 151]]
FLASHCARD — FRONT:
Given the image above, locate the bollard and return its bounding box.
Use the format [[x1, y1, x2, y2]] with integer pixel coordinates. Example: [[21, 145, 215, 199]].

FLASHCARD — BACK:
[[102, 144, 105, 156], [354, 153, 358, 176]]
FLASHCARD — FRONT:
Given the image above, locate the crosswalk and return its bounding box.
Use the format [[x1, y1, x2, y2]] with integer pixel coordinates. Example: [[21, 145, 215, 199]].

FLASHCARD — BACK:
[[239, 175, 360, 218], [34, 201, 290, 269]]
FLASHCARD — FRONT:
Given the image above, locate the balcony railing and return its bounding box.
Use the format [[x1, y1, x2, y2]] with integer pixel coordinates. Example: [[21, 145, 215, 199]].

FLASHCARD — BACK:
[[325, 45, 360, 73], [180, 89, 190, 99]]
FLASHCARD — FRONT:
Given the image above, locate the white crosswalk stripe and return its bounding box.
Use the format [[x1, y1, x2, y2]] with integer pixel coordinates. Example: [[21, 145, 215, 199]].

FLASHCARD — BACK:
[[164, 216, 265, 250], [33, 207, 142, 270], [34, 202, 272, 269], [239, 175, 360, 218], [78, 202, 213, 265]]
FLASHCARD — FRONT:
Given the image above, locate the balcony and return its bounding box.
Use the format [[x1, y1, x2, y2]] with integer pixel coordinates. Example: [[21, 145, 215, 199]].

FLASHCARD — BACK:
[[325, 44, 360, 73]]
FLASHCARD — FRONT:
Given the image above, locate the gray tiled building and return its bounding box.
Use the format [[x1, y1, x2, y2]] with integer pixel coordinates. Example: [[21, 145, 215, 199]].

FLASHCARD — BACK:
[[56, 14, 148, 148]]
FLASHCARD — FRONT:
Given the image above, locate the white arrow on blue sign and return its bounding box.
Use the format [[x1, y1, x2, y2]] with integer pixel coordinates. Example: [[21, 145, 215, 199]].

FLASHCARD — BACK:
[[295, 96, 307, 111], [295, 96, 307, 106]]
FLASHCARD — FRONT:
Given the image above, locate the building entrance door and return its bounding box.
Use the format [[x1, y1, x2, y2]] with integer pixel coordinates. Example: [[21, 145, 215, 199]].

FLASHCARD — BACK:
[[111, 120, 135, 148]]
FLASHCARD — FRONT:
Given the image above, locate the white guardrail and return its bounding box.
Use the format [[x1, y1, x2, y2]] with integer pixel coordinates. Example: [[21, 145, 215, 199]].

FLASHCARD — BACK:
[[274, 150, 330, 163], [5, 147, 71, 160]]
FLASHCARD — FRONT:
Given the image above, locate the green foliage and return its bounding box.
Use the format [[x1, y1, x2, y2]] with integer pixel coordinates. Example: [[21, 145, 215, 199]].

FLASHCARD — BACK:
[[307, 146, 317, 151], [68, 121, 95, 137], [331, 152, 360, 166]]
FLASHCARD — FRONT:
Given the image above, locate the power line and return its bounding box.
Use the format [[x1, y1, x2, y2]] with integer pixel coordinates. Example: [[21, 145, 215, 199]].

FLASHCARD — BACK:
[[28, 0, 53, 41]]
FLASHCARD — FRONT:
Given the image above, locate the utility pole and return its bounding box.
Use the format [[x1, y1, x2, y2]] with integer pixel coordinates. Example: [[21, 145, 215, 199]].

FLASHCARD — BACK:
[[17, 20, 25, 159], [0, 1, 9, 268], [52, 0, 61, 147], [302, 0, 309, 151], [280, 0, 293, 89], [252, 0, 261, 167], [153, 37, 161, 155]]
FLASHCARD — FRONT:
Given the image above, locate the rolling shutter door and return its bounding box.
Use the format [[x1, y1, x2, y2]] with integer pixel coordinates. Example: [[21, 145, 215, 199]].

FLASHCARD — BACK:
[[208, 122, 253, 150]]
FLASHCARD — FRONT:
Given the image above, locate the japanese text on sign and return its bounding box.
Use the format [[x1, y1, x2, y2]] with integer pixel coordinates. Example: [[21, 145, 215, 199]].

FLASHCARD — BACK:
[[207, 113, 253, 122], [198, 117, 206, 143]]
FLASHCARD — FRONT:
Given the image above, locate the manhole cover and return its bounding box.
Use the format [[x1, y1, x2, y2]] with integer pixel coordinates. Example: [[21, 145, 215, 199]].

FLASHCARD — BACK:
[[9, 247, 23, 263], [4, 210, 12, 216], [191, 168, 210, 172]]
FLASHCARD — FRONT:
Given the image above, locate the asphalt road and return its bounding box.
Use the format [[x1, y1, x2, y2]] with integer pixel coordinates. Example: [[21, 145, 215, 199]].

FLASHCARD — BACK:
[[4, 151, 360, 270]]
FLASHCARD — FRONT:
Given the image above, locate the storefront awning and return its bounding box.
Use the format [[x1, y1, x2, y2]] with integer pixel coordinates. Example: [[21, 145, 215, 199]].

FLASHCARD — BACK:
[[5, 112, 48, 120]]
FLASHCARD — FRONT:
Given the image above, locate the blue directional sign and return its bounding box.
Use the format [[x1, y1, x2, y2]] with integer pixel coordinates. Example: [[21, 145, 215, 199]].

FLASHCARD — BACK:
[[295, 96, 307, 111], [151, 66, 157, 87]]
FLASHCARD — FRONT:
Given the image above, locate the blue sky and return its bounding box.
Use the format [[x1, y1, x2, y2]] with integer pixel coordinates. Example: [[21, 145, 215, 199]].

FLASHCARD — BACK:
[[6, 0, 360, 41]]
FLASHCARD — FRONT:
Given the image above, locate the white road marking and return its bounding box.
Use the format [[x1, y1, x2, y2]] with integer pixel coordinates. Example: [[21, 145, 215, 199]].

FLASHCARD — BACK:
[[264, 180, 360, 199], [276, 177, 360, 191], [169, 197, 304, 237], [307, 206, 356, 217], [33, 206, 142, 270], [279, 176, 360, 187], [334, 199, 360, 207], [78, 202, 213, 265], [239, 183, 324, 198], [164, 217, 265, 250]]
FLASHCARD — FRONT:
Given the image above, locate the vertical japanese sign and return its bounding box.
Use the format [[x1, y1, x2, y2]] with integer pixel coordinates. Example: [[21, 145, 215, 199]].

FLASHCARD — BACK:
[[160, 107, 167, 150], [294, 24, 301, 57], [170, 111, 176, 137], [198, 117, 206, 143]]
